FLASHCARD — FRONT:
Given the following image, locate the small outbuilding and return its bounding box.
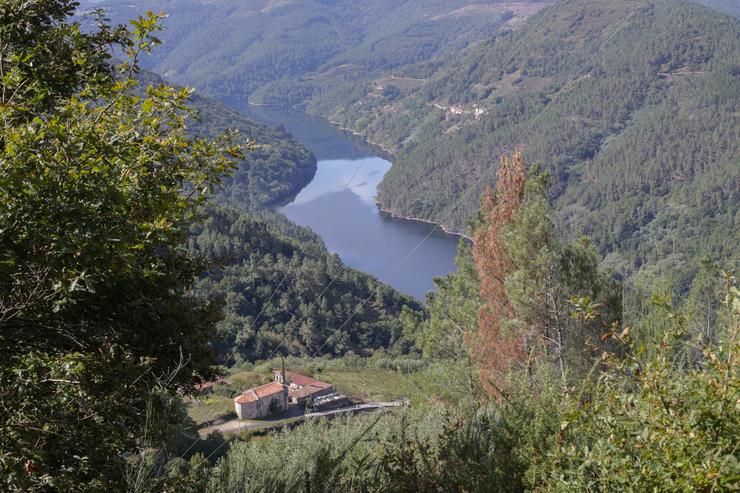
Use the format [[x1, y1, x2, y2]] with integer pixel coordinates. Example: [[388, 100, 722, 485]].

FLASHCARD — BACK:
[[273, 370, 335, 408]]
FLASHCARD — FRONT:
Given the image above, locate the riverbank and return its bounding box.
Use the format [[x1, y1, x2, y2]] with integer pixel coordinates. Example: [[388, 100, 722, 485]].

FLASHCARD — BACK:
[[327, 119, 394, 158], [378, 206, 473, 242], [324, 119, 472, 242]]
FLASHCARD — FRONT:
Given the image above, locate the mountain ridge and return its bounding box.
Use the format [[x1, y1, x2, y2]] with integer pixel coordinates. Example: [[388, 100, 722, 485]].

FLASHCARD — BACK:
[[308, 0, 740, 286], [85, 0, 740, 287]]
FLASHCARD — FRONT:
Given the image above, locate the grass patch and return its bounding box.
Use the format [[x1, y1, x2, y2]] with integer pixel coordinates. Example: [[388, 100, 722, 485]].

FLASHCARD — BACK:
[[319, 362, 473, 405], [187, 395, 235, 425]]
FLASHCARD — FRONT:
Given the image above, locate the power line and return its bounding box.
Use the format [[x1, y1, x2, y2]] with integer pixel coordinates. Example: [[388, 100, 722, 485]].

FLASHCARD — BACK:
[[264, 0, 570, 359], [309, 0, 649, 358]]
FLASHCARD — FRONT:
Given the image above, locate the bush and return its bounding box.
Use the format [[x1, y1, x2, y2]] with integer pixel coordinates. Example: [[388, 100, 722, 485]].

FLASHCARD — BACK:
[[538, 279, 740, 491]]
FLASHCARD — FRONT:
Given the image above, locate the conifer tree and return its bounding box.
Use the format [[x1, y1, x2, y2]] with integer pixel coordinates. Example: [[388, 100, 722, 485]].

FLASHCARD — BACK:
[[472, 151, 528, 392]]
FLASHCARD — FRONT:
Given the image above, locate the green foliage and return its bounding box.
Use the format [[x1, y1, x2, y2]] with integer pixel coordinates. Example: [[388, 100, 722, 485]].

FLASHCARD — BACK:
[[188, 205, 422, 361], [0, 6, 241, 490], [0, 0, 126, 119], [415, 240, 480, 360], [206, 406, 537, 493], [540, 276, 740, 491]]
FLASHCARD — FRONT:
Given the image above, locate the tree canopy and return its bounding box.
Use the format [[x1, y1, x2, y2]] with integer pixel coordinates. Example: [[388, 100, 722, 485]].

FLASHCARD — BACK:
[[0, 5, 240, 489]]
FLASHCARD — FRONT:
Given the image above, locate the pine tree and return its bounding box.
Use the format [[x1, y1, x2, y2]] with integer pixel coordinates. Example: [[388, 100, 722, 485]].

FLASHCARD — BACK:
[[472, 151, 528, 392]]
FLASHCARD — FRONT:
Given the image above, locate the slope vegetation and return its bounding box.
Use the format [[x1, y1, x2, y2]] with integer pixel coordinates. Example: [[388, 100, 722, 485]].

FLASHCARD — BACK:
[[80, 0, 549, 105], [320, 0, 739, 285]]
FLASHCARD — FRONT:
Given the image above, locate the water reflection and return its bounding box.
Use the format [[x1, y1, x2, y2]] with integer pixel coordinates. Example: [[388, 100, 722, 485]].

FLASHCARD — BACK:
[[239, 104, 462, 301], [280, 157, 461, 301]]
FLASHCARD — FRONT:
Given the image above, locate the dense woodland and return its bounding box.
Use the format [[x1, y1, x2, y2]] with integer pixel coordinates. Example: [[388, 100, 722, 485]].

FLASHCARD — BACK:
[[82, 0, 739, 291], [78, 0, 522, 106], [2, 1, 738, 491], [189, 204, 420, 361], [319, 0, 740, 291]]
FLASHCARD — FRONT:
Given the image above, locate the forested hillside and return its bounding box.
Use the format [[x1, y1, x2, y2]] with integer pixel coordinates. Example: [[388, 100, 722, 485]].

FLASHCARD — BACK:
[[140, 74, 422, 362], [82, 0, 739, 289], [78, 0, 548, 105], [317, 0, 740, 288], [1, 6, 421, 487], [136, 69, 315, 207], [189, 205, 419, 362]]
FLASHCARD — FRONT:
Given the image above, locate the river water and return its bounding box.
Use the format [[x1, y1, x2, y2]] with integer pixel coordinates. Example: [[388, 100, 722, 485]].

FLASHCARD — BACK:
[[239, 105, 462, 302]]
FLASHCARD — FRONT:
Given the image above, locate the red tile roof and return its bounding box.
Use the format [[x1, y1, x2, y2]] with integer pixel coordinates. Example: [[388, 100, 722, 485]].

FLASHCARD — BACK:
[[289, 384, 327, 399], [274, 370, 332, 389], [234, 381, 285, 404]]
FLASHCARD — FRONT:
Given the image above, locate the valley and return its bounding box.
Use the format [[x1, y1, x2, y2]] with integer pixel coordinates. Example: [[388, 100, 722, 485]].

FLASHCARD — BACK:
[[3, 1, 738, 491], [241, 105, 461, 301], [82, 0, 739, 287]]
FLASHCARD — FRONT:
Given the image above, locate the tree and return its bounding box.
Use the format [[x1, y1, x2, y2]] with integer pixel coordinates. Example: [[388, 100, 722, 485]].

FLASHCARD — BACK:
[[542, 275, 739, 491], [417, 241, 480, 360], [0, 5, 241, 490], [472, 153, 620, 395], [472, 151, 528, 392], [685, 256, 723, 352], [0, 0, 126, 122]]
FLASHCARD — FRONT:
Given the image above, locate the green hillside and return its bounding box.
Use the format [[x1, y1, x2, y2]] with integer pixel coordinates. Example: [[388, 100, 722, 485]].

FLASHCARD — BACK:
[[79, 0, 543, 105], [188, 204, 422, 362], [136, 69, 316, 207], [316, 0, 740, 287]]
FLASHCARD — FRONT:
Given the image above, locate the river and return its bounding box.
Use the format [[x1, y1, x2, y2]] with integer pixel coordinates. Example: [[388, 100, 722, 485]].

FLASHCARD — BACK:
[[239, 105, 462, 302]]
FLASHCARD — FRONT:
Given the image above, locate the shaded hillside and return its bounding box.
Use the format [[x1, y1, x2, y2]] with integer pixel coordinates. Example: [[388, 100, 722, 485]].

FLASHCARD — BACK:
[[79, 0, 547, 105], [137, 70, 316, 206], [318, 0, 739, 286]]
